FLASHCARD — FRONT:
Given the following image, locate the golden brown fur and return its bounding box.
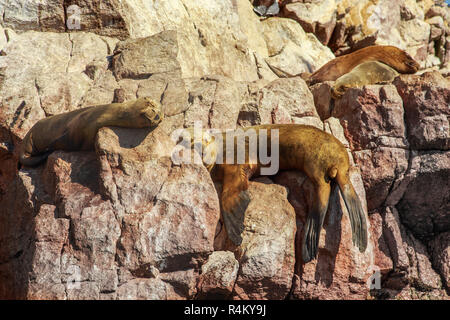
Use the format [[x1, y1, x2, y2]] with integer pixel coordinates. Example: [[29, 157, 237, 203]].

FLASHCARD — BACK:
[[331, 61, 399, 98], [307, 45, 419, 85], [190, 124, 368, 262]]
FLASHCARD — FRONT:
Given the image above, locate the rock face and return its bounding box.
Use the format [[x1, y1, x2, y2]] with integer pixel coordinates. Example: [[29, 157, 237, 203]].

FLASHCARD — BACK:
[[0, 0, 449, 300]]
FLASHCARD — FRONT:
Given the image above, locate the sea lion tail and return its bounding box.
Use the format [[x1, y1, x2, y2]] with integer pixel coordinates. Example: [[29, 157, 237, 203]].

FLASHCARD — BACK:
[[335, 170, 368, 252]]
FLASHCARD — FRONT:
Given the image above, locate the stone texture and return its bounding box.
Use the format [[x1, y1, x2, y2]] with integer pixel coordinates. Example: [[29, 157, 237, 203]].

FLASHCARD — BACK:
[[197, 251, 239, 299], [0, 120, 221, 299], [0, 0, 449, 301], [282, 0, 337, 45], [429, 232, 450, 290], [396, 151, 450, 241], [393, 72, 450, 151], [353, 147, 409, 212], [329, 0, 435, 68], [379, 207, 444, 297], [332, 85, 406, 151], [260, 17, 335, 77], [221, 182, 297, 300], [276, 166, 374, 300], [310, 81, 333, 120]]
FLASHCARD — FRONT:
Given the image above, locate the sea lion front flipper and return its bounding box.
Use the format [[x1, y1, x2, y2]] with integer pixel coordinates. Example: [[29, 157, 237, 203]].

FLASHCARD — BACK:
[[302, 182, 331, 263], [220, 165, 252, 245], [221, 190, 250, 245]]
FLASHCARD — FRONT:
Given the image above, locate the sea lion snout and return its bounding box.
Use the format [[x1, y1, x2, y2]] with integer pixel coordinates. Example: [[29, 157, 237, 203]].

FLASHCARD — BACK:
[[406, 59, 420, 72], [141, 106, 164, 126]]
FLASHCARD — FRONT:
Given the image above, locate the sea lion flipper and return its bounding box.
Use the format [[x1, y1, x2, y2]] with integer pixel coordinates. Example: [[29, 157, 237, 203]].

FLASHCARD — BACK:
[[220, 165, 252, 245], [336, 171, 368, 252], [222, 190, 250, 246], [302, 183, 331, 263]]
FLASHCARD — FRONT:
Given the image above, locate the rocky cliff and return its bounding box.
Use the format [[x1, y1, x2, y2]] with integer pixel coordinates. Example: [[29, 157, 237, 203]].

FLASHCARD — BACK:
[[0, 0, 449, 300]]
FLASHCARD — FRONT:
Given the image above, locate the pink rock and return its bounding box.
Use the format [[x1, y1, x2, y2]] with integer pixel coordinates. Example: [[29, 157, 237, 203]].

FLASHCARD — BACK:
[[332, 85, 406, 150], [393, 72, 450, 151], [0, 119, 221, 299], [369, 212, 393, 276], [215, 182, 297, 300], [282, 1, 337, 45], [396, 151, 450, 240], [352, 147, 409, 211], [380, 207, 444, 295], [184, 76, 242, 130], [274, 168, 374, 300], [310, 81, 334, 121], [429, 232, 450, 290], [259, 77, 318, 125], [197, 251, 239, 299]]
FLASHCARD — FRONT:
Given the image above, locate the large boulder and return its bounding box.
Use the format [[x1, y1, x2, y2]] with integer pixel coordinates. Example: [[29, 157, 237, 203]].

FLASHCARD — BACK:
[[0, 122, 221, 299], [260, 17, 335, 77], [214, 181, 297, 300], [393, 72, 450, 151], [282, 0, 337, 45]]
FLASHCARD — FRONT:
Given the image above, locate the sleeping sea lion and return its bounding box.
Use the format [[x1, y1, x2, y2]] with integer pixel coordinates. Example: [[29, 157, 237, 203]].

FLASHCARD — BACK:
[[306, 45, 419, 85], [19, 97, 163, 167], [182, 124, 368, 263], [331, 61, 399, 98]]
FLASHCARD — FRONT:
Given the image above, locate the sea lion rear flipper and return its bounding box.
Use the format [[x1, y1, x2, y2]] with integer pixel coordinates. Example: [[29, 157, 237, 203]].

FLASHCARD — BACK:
[[302, 183, 331, 263], [336, 171, 368, 252], [221, 190, 250, 245]]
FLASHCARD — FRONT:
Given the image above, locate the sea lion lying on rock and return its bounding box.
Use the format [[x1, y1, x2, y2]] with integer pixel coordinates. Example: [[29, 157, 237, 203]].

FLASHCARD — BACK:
[[304, 45, 419, 85], [331, 61, 399, 98], [180, 124, 368, 263], [19, 97, 163, 167]]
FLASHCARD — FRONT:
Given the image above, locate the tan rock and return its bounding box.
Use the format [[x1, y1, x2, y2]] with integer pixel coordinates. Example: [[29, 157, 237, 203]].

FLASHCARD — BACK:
[[197, 251, 239, 299], [261, 17, 335, 76], [282, 0, 337, 45], [216, 182, 297, 300]]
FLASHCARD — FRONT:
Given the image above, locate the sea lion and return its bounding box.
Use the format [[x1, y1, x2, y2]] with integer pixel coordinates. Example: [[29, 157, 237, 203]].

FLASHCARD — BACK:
[[331, 61, 399, 98], [306, 45, 419, 85], [182, 124, 368, 263], [19, 97, 163, 167]]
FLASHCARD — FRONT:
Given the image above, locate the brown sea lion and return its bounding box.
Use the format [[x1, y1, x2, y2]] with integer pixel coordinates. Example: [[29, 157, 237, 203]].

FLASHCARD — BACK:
[[331, 61, 399, 98], [182, 124, 368, 263], [19, 97, 163, 167], [306, 45, 419, 85]]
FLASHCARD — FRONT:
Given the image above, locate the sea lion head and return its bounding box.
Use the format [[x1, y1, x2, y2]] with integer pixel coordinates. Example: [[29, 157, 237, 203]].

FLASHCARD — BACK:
[[387, 46, 420, 73], [131, 97, 164, 128]]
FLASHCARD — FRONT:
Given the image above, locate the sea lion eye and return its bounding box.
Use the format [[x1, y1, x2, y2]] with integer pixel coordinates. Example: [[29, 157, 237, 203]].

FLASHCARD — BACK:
[[154, 114, 160, 121]]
